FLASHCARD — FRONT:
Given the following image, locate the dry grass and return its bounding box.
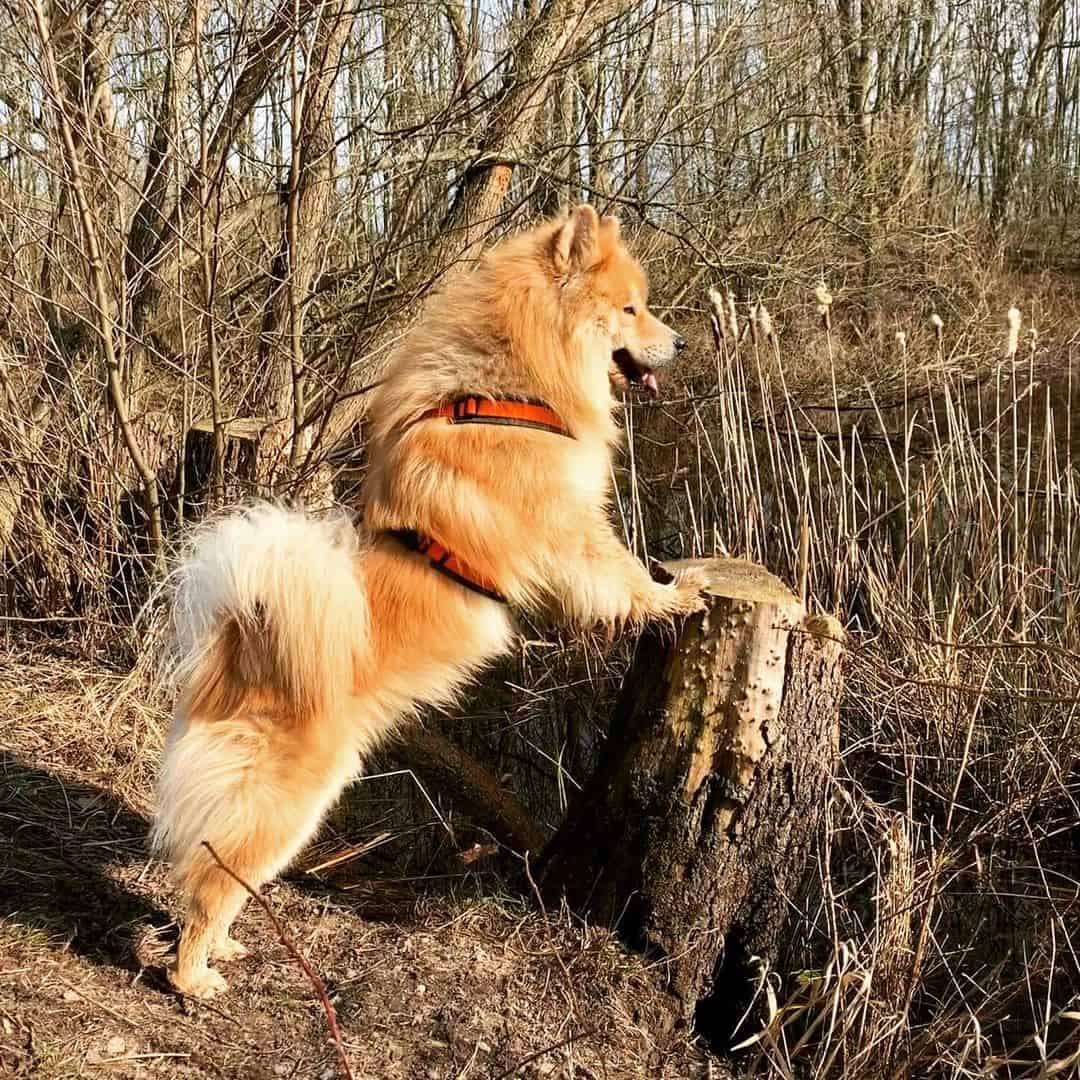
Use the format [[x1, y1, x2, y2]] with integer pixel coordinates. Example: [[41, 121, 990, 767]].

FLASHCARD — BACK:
[[614, 272, 1080, 1076], [2, 246, 1080, 1076], [0, 646, 716, 1078]]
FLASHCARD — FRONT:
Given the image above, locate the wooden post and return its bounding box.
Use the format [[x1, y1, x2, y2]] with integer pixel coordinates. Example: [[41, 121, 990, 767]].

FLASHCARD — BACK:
[[539, 558, 844, 1033]]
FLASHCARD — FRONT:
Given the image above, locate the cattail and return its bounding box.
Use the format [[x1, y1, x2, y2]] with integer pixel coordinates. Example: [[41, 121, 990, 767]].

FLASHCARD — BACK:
[[1005, 305, 1021, 360], [707, 286, 727, 346], [814, 282, 833, 331], [895, 330, 907, 359], [929, 311, 944, 344], [747, 302, 759, 345], [1028, 325, 1038, 357], [725, 287, 739, 343], [757, 300, 775, 344], [707, 285, 727, 350]]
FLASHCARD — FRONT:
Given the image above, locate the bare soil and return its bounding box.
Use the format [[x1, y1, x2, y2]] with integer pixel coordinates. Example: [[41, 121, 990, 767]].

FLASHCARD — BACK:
[[0, 646, 718, 1079]]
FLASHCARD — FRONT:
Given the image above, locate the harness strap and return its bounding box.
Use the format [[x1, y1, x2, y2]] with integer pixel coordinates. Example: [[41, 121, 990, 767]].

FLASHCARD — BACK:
[[419, 396, 571, 438], [392, 396, 568, 603], [387, 529, 505, 604]]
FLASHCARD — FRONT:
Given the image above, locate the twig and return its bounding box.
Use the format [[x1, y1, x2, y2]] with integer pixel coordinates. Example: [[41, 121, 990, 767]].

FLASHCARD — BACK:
[[56, 976, 143, 1029], [492, 1026, 600, 1080], [27, 0, 167, 571], [201, 842, 354, 1080], [523, 852, 573, 987]]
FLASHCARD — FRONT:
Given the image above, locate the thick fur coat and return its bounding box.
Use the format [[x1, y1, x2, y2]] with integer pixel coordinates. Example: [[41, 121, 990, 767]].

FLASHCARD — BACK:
[[152, 205, 706, 997]]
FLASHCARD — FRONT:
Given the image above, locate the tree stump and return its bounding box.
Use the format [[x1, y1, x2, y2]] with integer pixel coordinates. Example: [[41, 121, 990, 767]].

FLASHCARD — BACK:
[[181, 417, 264, 512], [539, 557, 844, 1035]]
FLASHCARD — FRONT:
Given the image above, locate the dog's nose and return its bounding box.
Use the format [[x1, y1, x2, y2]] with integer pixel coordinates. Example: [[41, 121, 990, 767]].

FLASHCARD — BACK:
[[674, 335, 687, 352]]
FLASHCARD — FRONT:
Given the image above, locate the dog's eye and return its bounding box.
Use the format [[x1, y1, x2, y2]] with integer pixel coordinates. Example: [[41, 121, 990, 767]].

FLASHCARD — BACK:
[[623, 305, 636, 316]]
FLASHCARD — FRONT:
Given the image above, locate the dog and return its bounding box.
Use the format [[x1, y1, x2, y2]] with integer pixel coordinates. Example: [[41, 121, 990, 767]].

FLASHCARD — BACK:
[[152, 204, 707, 998]]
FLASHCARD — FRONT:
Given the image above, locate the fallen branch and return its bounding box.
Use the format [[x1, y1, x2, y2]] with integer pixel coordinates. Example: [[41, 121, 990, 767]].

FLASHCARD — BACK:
[[201, 842, 354, 1080], [493, 1025, 601, 1080], [391, 726, 545, 855]]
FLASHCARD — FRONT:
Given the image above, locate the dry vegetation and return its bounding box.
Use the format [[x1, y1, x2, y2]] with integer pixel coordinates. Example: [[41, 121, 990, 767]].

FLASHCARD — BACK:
[[0, 649, 715, 1077], [0, 0, 1079, 1075]]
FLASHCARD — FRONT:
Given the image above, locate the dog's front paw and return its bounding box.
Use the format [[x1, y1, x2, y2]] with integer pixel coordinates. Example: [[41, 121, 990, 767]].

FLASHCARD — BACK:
[[669, 566, 710, 615], [632, 568, 709, 624]]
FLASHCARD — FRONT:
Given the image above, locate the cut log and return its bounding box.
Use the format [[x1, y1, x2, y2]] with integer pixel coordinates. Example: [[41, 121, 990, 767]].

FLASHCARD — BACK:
[[539, 557, 844, 1035], [390, 725, 545, 856]]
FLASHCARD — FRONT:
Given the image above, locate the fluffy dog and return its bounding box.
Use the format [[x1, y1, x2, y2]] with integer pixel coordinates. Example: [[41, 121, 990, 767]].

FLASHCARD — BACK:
[[152, 204, 707, 998]]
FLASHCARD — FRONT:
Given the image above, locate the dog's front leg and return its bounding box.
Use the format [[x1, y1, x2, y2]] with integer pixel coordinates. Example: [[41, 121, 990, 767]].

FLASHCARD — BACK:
[[550, 518, 707, 631]]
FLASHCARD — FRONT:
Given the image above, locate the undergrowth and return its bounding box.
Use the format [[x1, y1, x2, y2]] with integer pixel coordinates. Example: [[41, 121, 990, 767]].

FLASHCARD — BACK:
[[616, 276, 1080, 1076], [3, 241, 1079, 1077]]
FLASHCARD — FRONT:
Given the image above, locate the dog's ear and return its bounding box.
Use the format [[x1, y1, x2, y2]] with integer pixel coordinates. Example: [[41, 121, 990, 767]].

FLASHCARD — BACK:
[[598, 214, 621, 255], [600, 215, 621, 243], [553, 204, 600, 276]]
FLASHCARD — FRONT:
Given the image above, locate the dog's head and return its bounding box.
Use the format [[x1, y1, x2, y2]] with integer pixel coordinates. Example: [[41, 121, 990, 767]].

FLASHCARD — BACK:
[[551, 204, 684, 399]]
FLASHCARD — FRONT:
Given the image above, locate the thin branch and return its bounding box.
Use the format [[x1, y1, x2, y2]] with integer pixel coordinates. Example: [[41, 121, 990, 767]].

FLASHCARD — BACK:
[[27, 0, 166, 571], [201, 842, 354, 1080]]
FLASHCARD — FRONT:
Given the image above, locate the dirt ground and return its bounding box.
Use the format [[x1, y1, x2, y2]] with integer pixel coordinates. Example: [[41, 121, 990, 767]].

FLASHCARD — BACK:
[[0, 646, 719, 1078]]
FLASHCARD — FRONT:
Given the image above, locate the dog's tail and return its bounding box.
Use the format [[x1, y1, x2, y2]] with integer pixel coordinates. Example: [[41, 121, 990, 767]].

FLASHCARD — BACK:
[[168, 503, 369, 722], [151, 505, 368, 879]]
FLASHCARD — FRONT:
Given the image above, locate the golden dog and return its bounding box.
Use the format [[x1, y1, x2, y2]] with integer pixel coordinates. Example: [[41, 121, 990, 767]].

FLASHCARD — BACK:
[[152, 204, 707, 998]]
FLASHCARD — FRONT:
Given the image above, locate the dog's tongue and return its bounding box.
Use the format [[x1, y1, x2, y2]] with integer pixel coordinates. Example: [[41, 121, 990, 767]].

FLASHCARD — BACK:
[[643, 371, 660, 398]]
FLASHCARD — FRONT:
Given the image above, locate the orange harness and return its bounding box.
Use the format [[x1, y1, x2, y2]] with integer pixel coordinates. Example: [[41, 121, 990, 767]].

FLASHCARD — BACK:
[[388, 529, 503, 602], [419, 395, 571, 438], [389, 396, 572, 602]]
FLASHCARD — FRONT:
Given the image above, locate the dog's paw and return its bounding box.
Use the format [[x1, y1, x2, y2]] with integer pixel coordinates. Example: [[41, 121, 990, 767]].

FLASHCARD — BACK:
[[669, 566, 710, 614], [212, 936, 250, 963], [168, 964, 229, 999], [632, 568, 708, 623]]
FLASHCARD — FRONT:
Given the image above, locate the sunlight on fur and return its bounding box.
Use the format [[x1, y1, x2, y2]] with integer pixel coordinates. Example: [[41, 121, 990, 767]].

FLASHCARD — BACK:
[[152, 204, 706, 998]]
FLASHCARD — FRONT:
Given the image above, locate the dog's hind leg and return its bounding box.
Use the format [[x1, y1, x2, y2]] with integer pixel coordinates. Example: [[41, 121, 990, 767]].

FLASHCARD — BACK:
[[155, 711, 360, 999], [172, 859, 250, 998]]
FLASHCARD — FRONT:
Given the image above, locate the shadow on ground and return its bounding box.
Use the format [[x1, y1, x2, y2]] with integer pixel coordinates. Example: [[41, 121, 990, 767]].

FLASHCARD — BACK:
[[0, 751, 450, 979], [0, 752, 170, 972]]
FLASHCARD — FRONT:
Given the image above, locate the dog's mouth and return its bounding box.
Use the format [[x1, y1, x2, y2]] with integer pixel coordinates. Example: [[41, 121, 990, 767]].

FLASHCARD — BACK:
[[612, 348, 660, 399]]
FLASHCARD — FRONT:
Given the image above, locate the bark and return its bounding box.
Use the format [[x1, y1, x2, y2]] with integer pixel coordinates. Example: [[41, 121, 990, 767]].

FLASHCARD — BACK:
[[989, 0, 1064, 232], [540, 558, 844, 1033], [437, 0, 629, 265], [441, 0, 474, 90], [130, 0, 324, 336], [0, 333, 70, 559], [837, 0, 873, 172], [125, 0, 207, 295], [381, 4, 409, 235], [0, 0, 112, 561], [319, 0, 632, 457], [29, 0, 166, 569], [580, 54, 611, 198]]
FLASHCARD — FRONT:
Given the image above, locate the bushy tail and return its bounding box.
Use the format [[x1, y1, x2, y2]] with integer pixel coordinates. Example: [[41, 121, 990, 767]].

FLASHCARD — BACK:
[[169, 503, 369, 721]]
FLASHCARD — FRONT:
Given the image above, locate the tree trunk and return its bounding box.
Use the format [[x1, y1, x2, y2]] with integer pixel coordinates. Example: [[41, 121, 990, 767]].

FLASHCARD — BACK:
[[128, 0, 325, 338], [540, 557, 844, 1036], [436, 0, 628, 266], [317, 0, 632, 460], [255, 0, 354, 494], [837, 0, 873, 174], [989, 0, 1064, 232]]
